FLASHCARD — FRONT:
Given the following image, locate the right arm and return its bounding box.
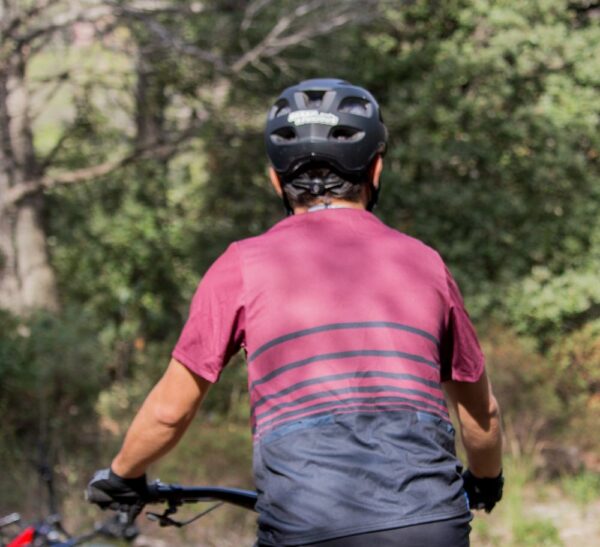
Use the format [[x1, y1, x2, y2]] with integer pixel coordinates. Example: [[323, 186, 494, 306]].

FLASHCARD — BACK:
[[443, 369, 503, 478]]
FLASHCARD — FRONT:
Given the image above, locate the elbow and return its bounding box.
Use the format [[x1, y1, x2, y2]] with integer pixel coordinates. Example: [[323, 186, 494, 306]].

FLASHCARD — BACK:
[[476, 393, 502, 433], [467, 393, 501, 432], [488, 394, 501, 421], [152, 402, 192, 429]]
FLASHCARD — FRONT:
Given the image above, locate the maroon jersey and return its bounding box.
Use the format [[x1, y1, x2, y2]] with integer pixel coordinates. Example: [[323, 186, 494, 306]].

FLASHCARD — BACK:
[[173, 208, 484, 545]]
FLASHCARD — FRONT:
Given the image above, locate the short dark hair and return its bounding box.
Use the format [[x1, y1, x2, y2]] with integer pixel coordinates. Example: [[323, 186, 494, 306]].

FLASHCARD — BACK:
[[283, 167, 364, 209]]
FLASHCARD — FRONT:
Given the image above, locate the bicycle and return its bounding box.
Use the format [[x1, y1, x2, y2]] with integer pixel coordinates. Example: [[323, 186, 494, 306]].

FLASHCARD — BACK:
[[0, 511, 137, 547], [1, 462, 137, 547]]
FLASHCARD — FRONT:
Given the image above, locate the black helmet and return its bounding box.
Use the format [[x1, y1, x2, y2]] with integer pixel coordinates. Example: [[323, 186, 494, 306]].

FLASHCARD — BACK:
[[265, 78, 387, 184]]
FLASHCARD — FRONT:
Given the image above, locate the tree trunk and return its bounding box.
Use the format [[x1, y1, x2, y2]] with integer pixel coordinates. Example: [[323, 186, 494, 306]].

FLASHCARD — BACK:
[[135, 47, 166, 149], [0, 53, 59, 315], [14, 195, 59, 312], [0, 67, 23, 314]]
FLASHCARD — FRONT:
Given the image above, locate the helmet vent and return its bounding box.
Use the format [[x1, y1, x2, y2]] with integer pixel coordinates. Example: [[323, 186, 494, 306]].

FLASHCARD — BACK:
[[270, 127, 297, 144], [302, 90, 326, 109], [271, 99, 291, 119], [339, 97, 373, 117], [330, 127, 365, 142]]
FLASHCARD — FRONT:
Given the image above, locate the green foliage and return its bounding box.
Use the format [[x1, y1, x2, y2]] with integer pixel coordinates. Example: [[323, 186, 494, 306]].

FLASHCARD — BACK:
[[508, 266, 600, 341], [512, 519, 563, 547], [551, 319, 600, 398], [561, 471, 600, 508], [0, 309, 106, 443], [500, 457, 563, 547], [482, 323, 600, 458], [481, 328, 564, 453], [0, 309, 108, 513], [471, 518, 502, 546]]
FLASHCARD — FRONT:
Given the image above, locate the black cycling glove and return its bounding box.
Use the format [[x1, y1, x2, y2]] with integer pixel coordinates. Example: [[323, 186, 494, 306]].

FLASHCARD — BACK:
[[86, 468, 148, 509], [462, 469, 504, 513]]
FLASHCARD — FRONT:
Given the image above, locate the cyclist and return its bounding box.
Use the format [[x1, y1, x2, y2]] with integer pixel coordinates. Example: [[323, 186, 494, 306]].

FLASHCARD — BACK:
[[88, 79, 503, 546]]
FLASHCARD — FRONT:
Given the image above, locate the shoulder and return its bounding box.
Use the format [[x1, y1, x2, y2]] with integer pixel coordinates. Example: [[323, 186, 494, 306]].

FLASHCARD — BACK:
[[198, 243, 243, 290], [230, 216, 296, 254], [378, 221, 447, 267], [396, 230, 442, 257]]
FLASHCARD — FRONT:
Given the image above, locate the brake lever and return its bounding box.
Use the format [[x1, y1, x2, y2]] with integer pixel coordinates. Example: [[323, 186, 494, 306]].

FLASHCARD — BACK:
[[146, 511, 183, 528], [146, 502, 223, 528]]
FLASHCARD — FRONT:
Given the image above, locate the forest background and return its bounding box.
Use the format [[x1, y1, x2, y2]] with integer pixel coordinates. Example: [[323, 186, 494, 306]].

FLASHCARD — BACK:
[[1, 1, 599, 545]]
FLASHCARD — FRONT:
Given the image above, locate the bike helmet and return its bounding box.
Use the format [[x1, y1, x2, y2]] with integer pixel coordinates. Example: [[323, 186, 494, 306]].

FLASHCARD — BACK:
[[265, 78, 387, 211]]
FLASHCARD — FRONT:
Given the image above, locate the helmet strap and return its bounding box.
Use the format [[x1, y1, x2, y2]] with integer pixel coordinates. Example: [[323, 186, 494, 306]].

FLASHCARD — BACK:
[[366, 182, 379, 211], [365, 157, 383, 211], [281, 192, 295, 216]]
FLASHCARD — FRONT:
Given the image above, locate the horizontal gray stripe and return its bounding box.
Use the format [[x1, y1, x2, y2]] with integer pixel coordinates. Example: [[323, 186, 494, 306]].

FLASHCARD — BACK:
[[254, 385, 448, 422], [249, 321, 439, 362], [252, 370, 442, 411], [255, 395, 449, 432], [251, 350, 439, 390]]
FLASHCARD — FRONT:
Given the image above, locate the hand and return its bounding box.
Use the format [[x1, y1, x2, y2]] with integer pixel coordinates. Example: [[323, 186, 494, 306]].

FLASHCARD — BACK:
[[86, 468, 148, 509], [462, 469, 504, 513]]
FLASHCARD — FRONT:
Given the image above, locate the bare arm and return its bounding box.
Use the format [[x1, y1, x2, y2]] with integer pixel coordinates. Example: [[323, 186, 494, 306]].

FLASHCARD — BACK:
[[111, 358, 211, 478], [443, 370, 503, 478]]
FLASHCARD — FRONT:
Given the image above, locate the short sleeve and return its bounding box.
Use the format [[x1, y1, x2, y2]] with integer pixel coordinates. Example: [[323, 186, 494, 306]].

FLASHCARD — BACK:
[[440, 266, 485, 383], [172, 243, 245, 383]]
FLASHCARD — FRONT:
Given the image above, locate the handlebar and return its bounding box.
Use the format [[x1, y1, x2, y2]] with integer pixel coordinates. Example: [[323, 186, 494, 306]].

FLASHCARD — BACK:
[[146, 482, 257, 511], [88, 480, 258, 531]]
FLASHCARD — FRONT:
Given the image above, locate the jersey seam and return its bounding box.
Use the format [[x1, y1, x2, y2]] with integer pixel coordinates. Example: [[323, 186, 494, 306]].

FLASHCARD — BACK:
[[437, 253, 452, 329], [231, 241, 247, 350], [172, 347, 219, 383]]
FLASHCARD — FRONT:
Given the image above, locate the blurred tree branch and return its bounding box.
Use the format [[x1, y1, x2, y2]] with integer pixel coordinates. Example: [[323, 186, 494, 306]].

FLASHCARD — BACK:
[[2, 0, 379, 204], [231, 0, 363, 74], [4, 117, 205, 207]]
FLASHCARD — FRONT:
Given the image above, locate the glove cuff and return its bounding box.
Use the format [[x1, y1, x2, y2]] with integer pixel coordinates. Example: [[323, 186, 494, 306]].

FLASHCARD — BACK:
[[109, 467, 145, 482], [465, 469, 504, 486], [109, 468, 148, 492]]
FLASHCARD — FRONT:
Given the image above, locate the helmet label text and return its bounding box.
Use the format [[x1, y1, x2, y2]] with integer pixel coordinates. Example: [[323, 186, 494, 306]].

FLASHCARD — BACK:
[[287, 110, 339, 127]]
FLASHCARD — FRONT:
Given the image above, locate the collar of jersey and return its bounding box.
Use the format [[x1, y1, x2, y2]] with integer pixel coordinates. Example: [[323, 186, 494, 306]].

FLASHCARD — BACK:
[[306, 204, 358, 213]]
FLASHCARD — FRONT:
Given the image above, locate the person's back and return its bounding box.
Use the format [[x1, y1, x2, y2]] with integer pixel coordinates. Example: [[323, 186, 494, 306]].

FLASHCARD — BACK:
[[232, 208, 470, 544]]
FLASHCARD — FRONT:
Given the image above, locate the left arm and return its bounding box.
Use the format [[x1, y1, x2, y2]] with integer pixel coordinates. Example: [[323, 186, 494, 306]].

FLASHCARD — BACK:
[[89, 245, 243, 503], [111, 358, 211, 478]]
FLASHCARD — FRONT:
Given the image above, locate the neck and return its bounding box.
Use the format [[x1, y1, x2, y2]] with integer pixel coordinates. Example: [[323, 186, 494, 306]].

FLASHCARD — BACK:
[[293, 199, 366, 214]]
